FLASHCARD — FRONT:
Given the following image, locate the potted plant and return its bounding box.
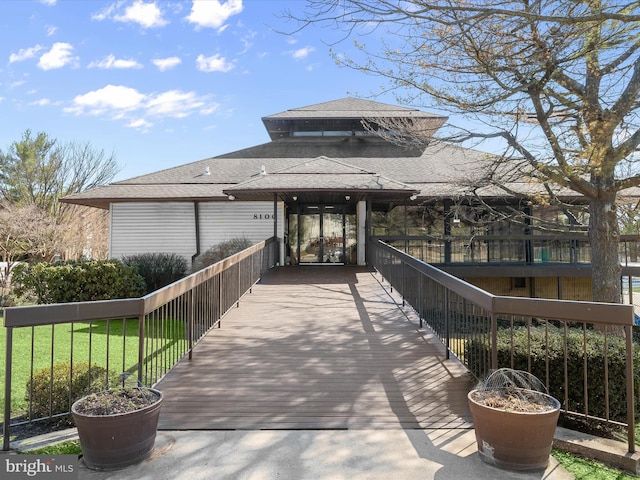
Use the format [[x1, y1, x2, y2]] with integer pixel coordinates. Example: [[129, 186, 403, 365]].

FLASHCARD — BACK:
[[71, 373, 163, 471], [467, 368, 561, 471]]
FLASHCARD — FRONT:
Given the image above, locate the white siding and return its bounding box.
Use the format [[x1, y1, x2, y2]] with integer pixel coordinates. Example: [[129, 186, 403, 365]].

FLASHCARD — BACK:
[[110, 203, 197, 262], [198, 201, 283, 252]]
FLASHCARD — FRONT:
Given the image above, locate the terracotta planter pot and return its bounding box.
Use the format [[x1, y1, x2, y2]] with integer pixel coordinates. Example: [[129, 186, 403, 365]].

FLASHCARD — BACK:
[[72, 388, 163, 471], [468, 388, 560, 471]]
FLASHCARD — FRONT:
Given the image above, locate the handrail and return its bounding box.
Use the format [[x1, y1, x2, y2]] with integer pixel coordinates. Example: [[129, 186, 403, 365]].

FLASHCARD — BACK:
[[2, 237, 277, 450], [375, 239, 634, 324], [371, 238, 636, 453], [4, 299, 142, 327], [4, 239, 276, 328]]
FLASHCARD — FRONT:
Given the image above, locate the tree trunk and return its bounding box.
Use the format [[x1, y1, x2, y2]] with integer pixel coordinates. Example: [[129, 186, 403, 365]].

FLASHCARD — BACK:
[[589, 192, 621, 304]]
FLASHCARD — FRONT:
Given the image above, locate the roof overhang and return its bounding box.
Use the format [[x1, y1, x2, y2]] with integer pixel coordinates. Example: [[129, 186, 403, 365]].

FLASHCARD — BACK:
[[222, 157, 418, 203]]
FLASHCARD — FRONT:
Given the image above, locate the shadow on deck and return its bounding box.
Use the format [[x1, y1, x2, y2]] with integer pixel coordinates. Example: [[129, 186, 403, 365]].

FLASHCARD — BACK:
[[155, 266, 474, 430]]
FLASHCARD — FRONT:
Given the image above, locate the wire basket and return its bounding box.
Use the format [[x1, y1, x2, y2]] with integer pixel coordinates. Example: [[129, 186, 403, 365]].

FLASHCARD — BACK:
[[471, 368, 557, 413]]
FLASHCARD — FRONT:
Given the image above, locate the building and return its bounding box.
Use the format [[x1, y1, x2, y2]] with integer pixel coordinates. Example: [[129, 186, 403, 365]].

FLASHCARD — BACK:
[[62, 97, 629, 300]]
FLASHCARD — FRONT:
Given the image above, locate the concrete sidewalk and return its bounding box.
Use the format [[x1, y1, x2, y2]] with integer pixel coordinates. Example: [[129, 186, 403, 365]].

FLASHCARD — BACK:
[[76, 429, 572, 480]]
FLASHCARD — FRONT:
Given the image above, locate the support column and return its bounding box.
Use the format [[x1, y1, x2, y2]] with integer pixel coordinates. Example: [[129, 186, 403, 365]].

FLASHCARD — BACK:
[[357, 200, 366, 266], [273, 194, 278, 266]]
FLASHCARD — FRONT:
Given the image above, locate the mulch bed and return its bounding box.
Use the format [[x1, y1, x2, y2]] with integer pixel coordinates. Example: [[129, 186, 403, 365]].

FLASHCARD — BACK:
[[72, 388, 161, 416]]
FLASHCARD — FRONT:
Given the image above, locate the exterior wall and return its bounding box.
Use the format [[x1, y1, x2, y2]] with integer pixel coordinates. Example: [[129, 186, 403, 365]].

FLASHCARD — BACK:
[[110, 202, 197, 263], [464, 276, 592, 301], [559, 276, 592, 301], [111, 201, 284, 265], [532, 277, 559, 299], [198, 201, 283, 254], [464, 277, 531, 297]]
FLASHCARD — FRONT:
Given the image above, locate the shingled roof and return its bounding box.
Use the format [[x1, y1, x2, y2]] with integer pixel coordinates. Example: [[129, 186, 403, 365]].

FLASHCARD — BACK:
[[262, 97, 448, 141], [224, 156, 418, 202], [263, 97, 443, 119], [60, 97, 577, 209]]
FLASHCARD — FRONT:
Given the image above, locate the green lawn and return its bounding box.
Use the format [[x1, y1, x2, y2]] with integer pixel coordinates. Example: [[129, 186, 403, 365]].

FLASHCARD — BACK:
[[0, 319, 143, 416], [553, 450, 639, 479], [22, 440, 81, 455]]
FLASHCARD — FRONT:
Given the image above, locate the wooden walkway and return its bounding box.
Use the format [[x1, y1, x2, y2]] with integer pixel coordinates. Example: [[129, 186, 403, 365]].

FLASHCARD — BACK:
[[156, 266, 473, 430]]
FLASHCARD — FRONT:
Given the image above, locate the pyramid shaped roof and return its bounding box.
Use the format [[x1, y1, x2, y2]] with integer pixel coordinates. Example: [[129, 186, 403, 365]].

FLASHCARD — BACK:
[[261, 97, 447, 140]]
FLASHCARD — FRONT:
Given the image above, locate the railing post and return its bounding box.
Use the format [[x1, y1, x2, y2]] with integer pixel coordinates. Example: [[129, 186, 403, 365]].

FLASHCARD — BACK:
[[419, 273, 423, 328], [137, 314, 145, 384], [188, 288, 195, 358], [3, 326, 13, 451], [444, 289, 450, 360], [625, 324, 636, 453], [401, 261, 406, 307], [237, 262, 241, 308], [491, 312, 498, 370], [218, 273, 223, 328]]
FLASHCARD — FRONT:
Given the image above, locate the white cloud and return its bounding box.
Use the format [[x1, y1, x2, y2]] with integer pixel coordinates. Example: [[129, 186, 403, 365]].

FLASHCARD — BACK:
[[152, 56, 181, 71], [91, 3, 116, 22], [239, 30, 256, 54], [65, 85, 146, 115], [64, 84, 219, 129], [127, 118, 153, 131], [147, 90, 208, 118], [46, 26, 58, 36], [186, 0, 243, 30], [94, 1, 168, 28], [9, 45, 43, 64], [38, 42, 76, 70], [30, 98, 57, 106], [40, 0, 57, 5], [292, 46, 315, 61], [200, 104, 220, 115], [88, 54, 143, 69], [196, 53, 235, 73]]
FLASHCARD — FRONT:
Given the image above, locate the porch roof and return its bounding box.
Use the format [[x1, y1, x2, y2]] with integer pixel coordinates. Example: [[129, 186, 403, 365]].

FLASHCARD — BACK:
[[223, 156, 418, 202]]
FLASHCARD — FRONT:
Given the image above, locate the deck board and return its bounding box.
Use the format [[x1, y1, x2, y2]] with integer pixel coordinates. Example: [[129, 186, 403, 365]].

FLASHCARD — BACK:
[[155, 266, 473, 430]]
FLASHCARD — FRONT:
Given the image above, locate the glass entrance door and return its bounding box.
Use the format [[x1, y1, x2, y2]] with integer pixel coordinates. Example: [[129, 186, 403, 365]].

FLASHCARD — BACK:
[[288, 205, 357, 265], [299, 211, 321, 263]]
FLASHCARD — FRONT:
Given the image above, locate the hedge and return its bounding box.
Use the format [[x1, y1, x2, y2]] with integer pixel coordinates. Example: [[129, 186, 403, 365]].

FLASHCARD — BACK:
[[11, 260, 146, 304], [466, 325, 640, 423], [121, 253, 188, 294], [26, 362, 117, 420]]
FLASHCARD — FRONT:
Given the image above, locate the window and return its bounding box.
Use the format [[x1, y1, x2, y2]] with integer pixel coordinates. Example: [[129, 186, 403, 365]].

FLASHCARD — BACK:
[[512, 277, 527, 289]]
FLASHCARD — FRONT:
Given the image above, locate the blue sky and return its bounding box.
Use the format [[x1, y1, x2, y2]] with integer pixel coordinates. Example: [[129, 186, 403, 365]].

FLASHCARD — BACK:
[[0, 0, 409, 181]]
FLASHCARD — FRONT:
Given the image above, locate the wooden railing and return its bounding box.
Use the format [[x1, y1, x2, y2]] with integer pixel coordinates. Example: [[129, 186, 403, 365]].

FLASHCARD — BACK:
[[2, 238, 277, 450], [370, 239, 637, 453]]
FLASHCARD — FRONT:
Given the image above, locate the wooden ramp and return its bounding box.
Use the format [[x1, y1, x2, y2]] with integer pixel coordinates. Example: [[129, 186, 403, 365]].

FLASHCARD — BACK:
[[156, 266, 473, 430]]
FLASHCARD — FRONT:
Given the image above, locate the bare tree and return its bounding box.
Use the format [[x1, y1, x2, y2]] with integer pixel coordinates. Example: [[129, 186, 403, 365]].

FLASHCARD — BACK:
[[290, 0, 640, 303], [0, 201, 60, 262], [0, 130, 119, 219], [61, 205, 110, 260], [0, 130, 118, 260]]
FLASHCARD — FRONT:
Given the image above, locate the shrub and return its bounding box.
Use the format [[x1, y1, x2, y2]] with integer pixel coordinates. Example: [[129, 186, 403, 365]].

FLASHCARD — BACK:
[[193, 237, 254, 271], [121, 253, 188, 294], [26, 362, 117, 420], [466, 325, 640, 423], [11, 260, 146, 304]]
